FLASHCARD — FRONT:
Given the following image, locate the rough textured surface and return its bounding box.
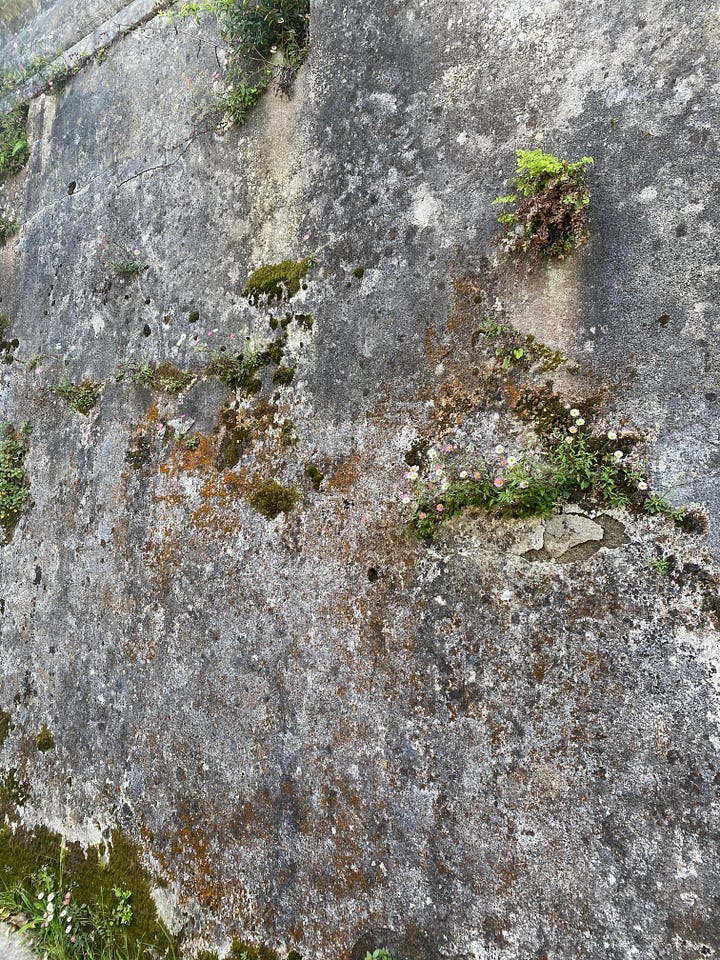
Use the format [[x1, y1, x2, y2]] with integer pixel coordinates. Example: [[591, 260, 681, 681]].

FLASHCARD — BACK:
[[0, 925, 34, 960], [0, 1, 719, 959]]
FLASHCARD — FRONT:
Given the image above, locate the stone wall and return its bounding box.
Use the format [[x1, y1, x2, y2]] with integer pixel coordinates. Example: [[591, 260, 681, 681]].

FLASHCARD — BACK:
[[0, 1, 718, 958]]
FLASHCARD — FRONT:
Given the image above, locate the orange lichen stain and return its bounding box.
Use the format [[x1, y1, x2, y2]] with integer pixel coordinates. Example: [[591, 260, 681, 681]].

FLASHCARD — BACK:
[[325, 452, 361, 494], [179, 435, 216, 473], [144, 400, 160, 425]]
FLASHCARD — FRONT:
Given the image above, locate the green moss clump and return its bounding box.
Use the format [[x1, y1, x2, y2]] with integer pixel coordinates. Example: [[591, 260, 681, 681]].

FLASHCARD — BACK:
[[294, 313, 314, 331], [243, 258, 312, 306], [272, 365, 295, 387], [249, 479, 299, 519], [0, 710, 11, 746], [0, 825, 178, 958], [36, 724, 55, 752], [352, 266, 365, 279], [305, 464, 323, 491], [188, 310, 200, 323]]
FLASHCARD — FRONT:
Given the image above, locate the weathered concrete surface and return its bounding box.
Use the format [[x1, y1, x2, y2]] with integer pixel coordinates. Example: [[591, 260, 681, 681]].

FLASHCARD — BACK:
[[0, 925, 34, 960], [0, 1, 719, 959], [0, 0, 133, 70]]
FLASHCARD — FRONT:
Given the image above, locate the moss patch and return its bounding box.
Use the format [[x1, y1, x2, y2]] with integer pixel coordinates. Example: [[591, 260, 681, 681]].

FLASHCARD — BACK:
[[305, 464, 324, 491], [272, 365, 295, 387], [0, 824, 177, 958], [230, 939, 278, 960], [249, 479, 299, 519], [242, 258, 312, 306], [35, 724, 55, 752], [0, 710, 11, 747]]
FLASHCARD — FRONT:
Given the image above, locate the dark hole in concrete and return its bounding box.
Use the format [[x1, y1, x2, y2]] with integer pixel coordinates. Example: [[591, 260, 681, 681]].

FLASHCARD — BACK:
[[142, 324, 151, 337], [367, 567, 379, 583], [658, 313, 671, 326], [67, 181, 76, 194]]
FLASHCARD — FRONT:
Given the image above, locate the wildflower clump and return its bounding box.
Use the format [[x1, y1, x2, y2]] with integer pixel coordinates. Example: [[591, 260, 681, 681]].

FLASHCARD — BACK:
[[492, 149, 593, 269], [175, 0, 310, 125], [100, 237, 147, 277], [52, 373, 101, 414], [404, 405, 681, 539]]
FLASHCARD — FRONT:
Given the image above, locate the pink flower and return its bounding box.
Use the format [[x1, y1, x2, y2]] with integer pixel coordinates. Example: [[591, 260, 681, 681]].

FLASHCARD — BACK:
[[493, 477, 504, 488], [472, 471, 481, 479], [436, 504, 444, 512], [418, 512, 427, 519], [271, 45, 278, 52], [303, 233, 310, 241], [360, 515, 366, 524], [443, 443, 453, 453]]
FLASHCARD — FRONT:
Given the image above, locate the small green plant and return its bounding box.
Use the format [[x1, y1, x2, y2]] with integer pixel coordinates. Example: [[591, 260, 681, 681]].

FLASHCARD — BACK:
[[493, 149, 593, 268], [643, 493, 685, 522], [0, 420, 31, 540], [0, 212, 19, 243], [100, 237, 147, 277], [647, 557, 670, 575], [0, 104, 30, 175], [53, 371, 101, 414], [365, 950, 396, 960], [249, 479, 299, 519], [183, 434, 201, 451]]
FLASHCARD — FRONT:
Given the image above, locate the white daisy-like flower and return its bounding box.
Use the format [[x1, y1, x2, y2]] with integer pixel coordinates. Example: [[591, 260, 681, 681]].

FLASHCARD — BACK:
[[638, 481, 648, 490], [459, 470, 468, 478], [570, 408, 580, 418], [506, 456, 517, 467], [495, 444, 504, 454], [614, 450, 623, 459], [607, 430, 617, 440], [575, 418, 585, 426], [569, 426, 578, 434]]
